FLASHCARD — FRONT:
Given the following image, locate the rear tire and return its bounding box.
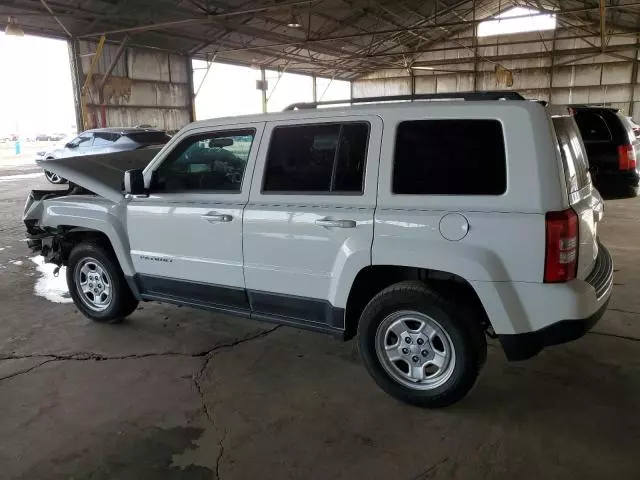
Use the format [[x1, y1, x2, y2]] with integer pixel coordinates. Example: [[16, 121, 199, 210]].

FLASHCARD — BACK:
[[66, 242, 138, 324], [358, 281, 486, 408]]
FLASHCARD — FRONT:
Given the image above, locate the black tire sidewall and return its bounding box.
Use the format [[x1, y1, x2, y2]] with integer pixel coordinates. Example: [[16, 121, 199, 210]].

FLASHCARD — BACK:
[[66, 243, 134, 323], [358, 284, 483, 407]]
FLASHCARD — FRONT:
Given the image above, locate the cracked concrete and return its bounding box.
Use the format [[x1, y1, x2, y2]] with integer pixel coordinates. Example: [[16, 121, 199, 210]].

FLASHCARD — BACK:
[[1, 174, 639, 479]]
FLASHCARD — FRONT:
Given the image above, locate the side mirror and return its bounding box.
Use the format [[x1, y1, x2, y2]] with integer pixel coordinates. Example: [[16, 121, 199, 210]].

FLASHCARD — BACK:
[[65, 142, 77, 148], [124, 169, 145, 195]]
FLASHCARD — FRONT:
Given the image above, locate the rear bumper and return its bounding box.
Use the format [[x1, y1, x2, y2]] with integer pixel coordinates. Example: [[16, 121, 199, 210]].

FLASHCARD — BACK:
[[498, 244, 613, 361], [499, 298, 609, 360]]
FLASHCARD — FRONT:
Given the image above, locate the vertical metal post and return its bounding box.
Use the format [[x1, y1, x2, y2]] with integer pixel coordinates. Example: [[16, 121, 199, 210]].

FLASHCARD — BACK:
[[600, 0, 607, 52], [68, 38, 84, 132], [630, 36, 639, 118], [472, 0, 478, 91], [548, 27, 557, 103], [261, 67, 268, 113], [410, 70, 416, 98], [312, 74, 317, 103], [186, 55, 196, 122]]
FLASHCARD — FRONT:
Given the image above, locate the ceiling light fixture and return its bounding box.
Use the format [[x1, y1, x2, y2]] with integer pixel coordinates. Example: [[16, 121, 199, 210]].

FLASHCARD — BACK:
[[5, 16, 24, 37], [287, 13, 303, 28]]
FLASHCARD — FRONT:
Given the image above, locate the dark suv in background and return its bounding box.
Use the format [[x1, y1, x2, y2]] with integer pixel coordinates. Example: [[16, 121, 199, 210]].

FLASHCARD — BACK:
[[38, 127, 171, 184], [572, 106, 639, 197]]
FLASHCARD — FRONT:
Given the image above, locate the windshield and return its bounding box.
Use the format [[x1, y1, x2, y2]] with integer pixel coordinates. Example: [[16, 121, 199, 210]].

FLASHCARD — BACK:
[[553, 116, 592, 194]]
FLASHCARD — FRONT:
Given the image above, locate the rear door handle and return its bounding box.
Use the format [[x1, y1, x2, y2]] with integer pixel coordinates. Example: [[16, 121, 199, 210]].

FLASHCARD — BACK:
[[201, 212, 233, 223], [315, 218, 356, 228]]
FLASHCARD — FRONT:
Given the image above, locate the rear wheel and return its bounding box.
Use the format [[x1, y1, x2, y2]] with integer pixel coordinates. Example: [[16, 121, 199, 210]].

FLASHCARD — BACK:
[[66, 243, 138, 323], [358, 281, 486, 408]]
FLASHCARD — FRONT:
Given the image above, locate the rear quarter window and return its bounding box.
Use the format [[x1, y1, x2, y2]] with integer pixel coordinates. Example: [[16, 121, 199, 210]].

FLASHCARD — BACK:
[[392, 119, 506, 195], [552, 116, 591, 194]]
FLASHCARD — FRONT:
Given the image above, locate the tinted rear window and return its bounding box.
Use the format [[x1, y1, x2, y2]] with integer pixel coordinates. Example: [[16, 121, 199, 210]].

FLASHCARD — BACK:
[[553, 116, 591, 193], [124, 131, 171, 145], [574, 112, 612, 142], [393, 119, 506, 195], [618, 113, 637, 144]]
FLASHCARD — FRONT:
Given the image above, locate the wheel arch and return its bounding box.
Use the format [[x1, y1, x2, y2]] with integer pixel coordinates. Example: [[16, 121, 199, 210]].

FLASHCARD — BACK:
[[38, 198, 134, 277], [344, 265, 491, 340]]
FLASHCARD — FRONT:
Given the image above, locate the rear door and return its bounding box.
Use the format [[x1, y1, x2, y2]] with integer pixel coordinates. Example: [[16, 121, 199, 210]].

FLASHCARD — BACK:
[[243, 116, 381, 331], [552, 114, 601, 279]]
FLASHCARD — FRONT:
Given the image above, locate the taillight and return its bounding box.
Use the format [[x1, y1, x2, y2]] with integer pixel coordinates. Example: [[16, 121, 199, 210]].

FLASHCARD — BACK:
[[618, 144, 637, 170], [544, 209, 578, 283]]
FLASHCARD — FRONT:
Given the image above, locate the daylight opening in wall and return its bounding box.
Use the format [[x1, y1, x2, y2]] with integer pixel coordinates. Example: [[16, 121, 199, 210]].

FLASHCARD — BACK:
[[477, 7, 556, 37]]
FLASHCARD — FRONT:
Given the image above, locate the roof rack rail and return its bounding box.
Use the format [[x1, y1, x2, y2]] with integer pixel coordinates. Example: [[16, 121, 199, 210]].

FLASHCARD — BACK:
[[284, 91, 526, 111]]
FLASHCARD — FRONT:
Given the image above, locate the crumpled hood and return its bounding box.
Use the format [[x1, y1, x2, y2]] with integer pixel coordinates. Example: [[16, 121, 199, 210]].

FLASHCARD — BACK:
[[36, 148, 160, 202]]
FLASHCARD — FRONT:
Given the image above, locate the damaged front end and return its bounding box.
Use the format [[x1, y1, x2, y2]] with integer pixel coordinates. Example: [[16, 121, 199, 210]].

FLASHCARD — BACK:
[[23, 186, 92, 266]]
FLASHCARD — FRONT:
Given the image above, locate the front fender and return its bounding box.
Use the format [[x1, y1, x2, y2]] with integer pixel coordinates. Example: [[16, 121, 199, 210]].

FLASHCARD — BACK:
[[39, 196, 134, 276]]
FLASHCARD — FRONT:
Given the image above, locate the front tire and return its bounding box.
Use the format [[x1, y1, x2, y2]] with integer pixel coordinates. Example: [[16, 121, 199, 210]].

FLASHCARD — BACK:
[[66, 243, 138, 323], [358, 281, 486, 408]]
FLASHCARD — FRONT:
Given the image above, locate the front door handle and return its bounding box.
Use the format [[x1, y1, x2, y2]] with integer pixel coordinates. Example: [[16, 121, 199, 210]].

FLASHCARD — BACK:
[[315, 218, 357, 228], [201, 212, 233, 223]]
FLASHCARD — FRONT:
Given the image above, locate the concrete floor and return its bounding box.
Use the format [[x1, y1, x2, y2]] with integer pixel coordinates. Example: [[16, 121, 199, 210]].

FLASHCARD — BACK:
[[0, 160, 638, 479]]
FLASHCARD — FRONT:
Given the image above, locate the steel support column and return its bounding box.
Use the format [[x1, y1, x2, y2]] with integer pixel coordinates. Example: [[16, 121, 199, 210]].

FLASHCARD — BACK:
[[67, 38, 84, 132], [548, 26, 557, 102], [631, 36, 639, 118], [600, 0, 607, 52], [472, 0, 478, 91], [186, 55, 196, 122], [261, 67, 268, 113], [312, 74, 317, 103]]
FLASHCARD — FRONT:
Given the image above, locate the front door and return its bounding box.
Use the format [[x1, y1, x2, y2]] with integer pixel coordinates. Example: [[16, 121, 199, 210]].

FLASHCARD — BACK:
[[243, 116, 382, 331], [127, 123, 264, 311]]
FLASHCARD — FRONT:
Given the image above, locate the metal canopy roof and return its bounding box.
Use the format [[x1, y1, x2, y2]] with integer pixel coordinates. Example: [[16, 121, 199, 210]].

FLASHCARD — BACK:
[[2, 0, 640, 80]]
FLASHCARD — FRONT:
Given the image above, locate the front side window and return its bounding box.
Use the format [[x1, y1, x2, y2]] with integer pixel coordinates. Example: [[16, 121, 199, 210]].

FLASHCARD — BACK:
[[152, 129, 255, 193], [263, 122, 369, 193], [393, 119, 507, 195]]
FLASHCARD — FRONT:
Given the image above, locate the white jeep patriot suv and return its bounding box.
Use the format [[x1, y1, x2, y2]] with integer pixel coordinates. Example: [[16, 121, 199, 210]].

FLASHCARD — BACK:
[[24, 92, 613, 407]]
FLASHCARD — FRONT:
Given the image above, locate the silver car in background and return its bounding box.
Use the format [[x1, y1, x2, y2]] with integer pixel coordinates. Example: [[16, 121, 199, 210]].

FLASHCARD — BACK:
[[37, 127, 171, 184]]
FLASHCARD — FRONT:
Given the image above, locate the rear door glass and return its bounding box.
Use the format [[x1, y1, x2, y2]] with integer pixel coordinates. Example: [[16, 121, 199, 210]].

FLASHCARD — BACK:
[[553, 116, 591, 193], [574, 112, 612, 142]]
